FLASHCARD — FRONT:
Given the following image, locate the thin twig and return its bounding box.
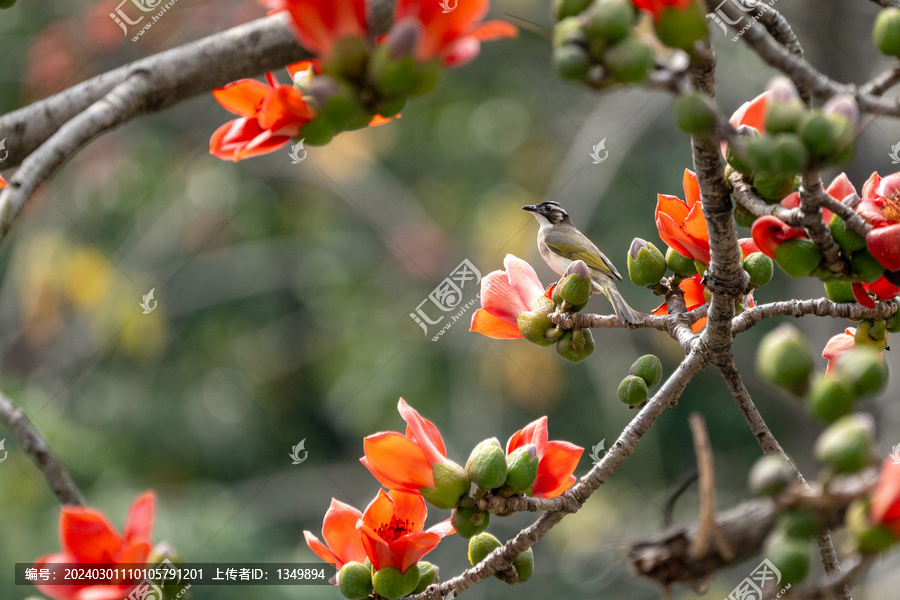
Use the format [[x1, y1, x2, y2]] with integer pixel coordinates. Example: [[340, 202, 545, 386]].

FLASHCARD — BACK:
[[748, 3, 811, 104], [860, 64, 900, 96], [687, 413, 733, 562], [732, 297, 898, 334], [798, 173, 850, 276]]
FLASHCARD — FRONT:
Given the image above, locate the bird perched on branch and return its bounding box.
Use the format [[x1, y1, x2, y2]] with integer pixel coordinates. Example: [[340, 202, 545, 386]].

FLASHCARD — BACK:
[[523, 201, 644, 325]]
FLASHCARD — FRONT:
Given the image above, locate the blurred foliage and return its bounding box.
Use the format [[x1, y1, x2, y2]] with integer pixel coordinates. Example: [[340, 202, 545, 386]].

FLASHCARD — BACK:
[[2, 0, 900, 598]]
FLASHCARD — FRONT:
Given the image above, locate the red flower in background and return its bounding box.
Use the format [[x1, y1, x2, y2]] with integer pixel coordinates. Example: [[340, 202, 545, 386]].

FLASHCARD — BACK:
[[469, 254, 551, 340], [506, 417, 583, 498], [268, 0, 368, 59], [210, 73, 315, 161], [656, 169, 710, 265], [858, 171, 900, 271], [33, 492, 156, 600], [358, 489, 454, 573], [822, 328, 857, 376], [394, 0, 517, 67], [304, 499, 367, 570], [361, 398, 450, 491], [870, 457, 900, 539], [730, 91, 769, 132], [652, 274, 708, 332], [630, 0, 695, 18], [0, 175, 6, 188]]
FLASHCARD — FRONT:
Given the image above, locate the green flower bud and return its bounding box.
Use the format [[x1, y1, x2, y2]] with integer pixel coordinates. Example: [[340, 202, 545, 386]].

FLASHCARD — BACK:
[[585, 0, 635, 44], [504, 445, 539, 494], [748, 455, 794, 497], [765, 101, 807, 135], [451, 507, 490, 539], [828, 215, 867, 253], [834, 347, 887, 397], [824, 280, 855, 303], [552, 16, 586, 48], [809, 374, 856, 424], [412, 60, 442, 97], [372, 566, 419, 600], [823, 96, 858, 149], [764, 531, 812, 586], [603, 35, 653, 84], [468, 532, 502, 566], [800, 112, 838, 156], [746, 135, 775, 172], [743, 252, 774, 289], [734, 203, 757, 228], [653, 3, 709, 50], [512, 547, 534, 583], [629, 354, 663, 388], [300, 116, 337, 146], [756, 324, 815, 395], [665, 247, 698, 276], [617, 374, 648, 406], [674, 92, 716, 135], [851, 249, 886, 283], [420, 461, 470, 509], [324, 36, 370, 80], [553, 262, 592, 306], [553, 45, 592, 81], [753, 170, 795, 202], [556, 329, 595, 363], [518, 296, 557, 346], [855, 319, 888, 350], [846, 497, 897, 553], [815, 413, 875, 473], [552, 0, 592, 20], [466, 438, 508, 489], [770, 133, 809, 174], [774, 238, 824, 278], [875, 7, 900, 57], [311, 80, 366, 132], [627, 238, 667, 286], [372, 56, 421, 98], [339, 562, 374, 600], [726, 137, 756, 176], [412, 562, 438, 594], [780, 509, 819, 538]]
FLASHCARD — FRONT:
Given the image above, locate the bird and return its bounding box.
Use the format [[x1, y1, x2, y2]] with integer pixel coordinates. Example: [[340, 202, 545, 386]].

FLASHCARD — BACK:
[[523, 201, 644, 325]]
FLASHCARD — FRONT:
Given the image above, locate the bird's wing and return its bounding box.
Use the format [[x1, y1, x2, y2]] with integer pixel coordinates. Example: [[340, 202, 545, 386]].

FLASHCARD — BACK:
[[543, 228, 623, 280]]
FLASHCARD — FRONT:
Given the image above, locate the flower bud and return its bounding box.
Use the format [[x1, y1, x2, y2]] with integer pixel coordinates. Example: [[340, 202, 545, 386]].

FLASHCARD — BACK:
[[875, 7, 900, 57], [743, 252, 774, 289], [300, 116, 337, 146], [765, 77, 805, 134], [553, 45, 592, 81], [386, 18, 420, 59], [412, 562, 438, 594], [763, 531, 812, 586], [420, 461, 470, 509], [517, 301, 558, 347], [674, 92, 716, 135], [451, 507, 490, 539], [823, 95, 859, 132], [855, 319, 888, 350], [556, 329, 595, 363], [748, 455, 794, 496], [552, 0, 592, 20], [372, 56, 420, 97], [372, 566, 419, 600], [809, 373, 856, 424], [467, 532, 502, 566], [603, 35, 653, 84], [653, 3, 709, 51], [725, 129, 758, 176], [799, 111, 838, 156], [665, 247, 698, 276], [629, 354, 662, 388], [413, 60, 442, 97], [512, 547, 534, 583], [780, 509, 819, 539], [752, 170, 795, 202], [324, 36, 370, 79], [617, 374, 648, 407], [304, 76, 341, 111], [584, 0, 634, 44], [627, 239, 667, 286], [824, 280, 855, 303], [834, 347, 887, 397], [846, 497, 897, 553], [774, 238, 824, 278], [552, 16, 586, 48], [553, 262, 592, 306], [339, 562, 374, 600], [814, 413, 875, 473], [851, 249, 886, 283], [767, 76, 801, 104], [828, 214, 867, 253], [466, 438, 508, 489], [504, 444, 539, 494], [756, 324, 814, 395], [769, 134, 809, 175]]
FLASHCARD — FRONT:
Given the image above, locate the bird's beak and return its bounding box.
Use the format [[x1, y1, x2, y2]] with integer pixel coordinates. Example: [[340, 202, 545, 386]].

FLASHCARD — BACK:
[[522, 205, 537, 213]]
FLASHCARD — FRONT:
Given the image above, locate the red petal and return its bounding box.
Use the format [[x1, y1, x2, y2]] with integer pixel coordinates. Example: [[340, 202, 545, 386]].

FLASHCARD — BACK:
[[852, 282, 876, 309], [826, 172, 857, 204], [233, 130, 292, 161], [286, 60, 321, 79], [283, 0, 368, 58], [33, 553, 84, 600], [320, 499, 366, 567], [680, 275, 706, 308], [469, 308, 522, 339], [361, 490, 396, 533], [60, 507, 123, 562], [397, 398, 447, 467], [209, 118, 258, 161], [358, 522, 400, 572], [386, 489, 428, 531], [822, 329, 856, 376], [871, 458, 900, 529], [750, 215, 804, 258], [304, 531, 340, 567], [868, 276, 900, 300], [656, 212, 695, 260], [503, 254, 546, 311], [682, 169, 701, 207], [258, 85, 315, 133], [738, 237, 761, 256], [212, 79, 273, 117], [506, 416, 549, 458], [656, 193, 690, 224], [123, 491, 155, 543], [361, 432, 435, 489], [730, 91, 770, 131], [532, 440, 583, 498], [389, 530, 442, 573], [861, 171, 882, 201], [472, 20, 518, 41], [867, 224, 900, 271]]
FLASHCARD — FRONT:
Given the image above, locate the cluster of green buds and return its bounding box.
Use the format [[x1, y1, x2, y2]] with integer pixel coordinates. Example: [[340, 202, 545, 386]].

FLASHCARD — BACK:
[[617, 354, 662, 407], [295, 27, 441, 146], [467, 533, 533, 584], [726, 78, 858, 202], [340, 561, 437, 600], [518, 261, 595, 363]]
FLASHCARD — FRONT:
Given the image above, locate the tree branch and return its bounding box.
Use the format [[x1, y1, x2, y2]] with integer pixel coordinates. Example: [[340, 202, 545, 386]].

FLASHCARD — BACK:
[[799, 173, 850, 276], [732, 298, 898, 334], [0, 389, 84, 506]]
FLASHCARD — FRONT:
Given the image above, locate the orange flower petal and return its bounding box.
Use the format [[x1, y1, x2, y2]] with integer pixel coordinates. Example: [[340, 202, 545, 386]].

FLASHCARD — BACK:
[[212, 79, 273, 117], [532, 440, 583, 498], [362, 432, 435, 489], [656, 193, 690, 224], [60, 506, 123, 562], [304, 531, 340, 567], [506, 416, 549, 458], [123, 491, 155, 543], [469, 308, 522, 339], [871, 458, 900, 532], [730, 91, 770, 131], [682, 169, 701, 207], [472, 20, 518, 41], [321, 499, 366, 567], [398, 398, 447, 467], [656, 212, 695, 259]]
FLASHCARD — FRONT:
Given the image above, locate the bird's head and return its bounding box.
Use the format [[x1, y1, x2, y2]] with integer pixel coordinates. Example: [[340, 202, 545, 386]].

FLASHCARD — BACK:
[[522, 201, 571, 226]]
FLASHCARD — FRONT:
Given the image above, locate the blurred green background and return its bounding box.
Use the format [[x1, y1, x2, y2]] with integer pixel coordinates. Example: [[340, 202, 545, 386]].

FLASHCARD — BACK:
[[2, 0, 900, 598]]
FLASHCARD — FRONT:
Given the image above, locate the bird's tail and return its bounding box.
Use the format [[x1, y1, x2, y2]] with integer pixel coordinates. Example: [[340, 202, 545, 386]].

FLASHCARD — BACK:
[[593, 279, 645, 326]]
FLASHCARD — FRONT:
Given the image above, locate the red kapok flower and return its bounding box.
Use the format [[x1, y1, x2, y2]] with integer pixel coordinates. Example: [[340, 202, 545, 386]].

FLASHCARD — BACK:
[[470, 254, 550, 339], [652, 274, 708, 332], [506, 417, 583, 499], [33, 492, 156, 600], [210, 73, 315, 162], [730, 90, 769, 132], [859, 171, 900, 271], [361, 398, 449, 491], [871, 457, 900, 538], [750, 215, 805, 259], [304, 499, 367, 571], [393, 0, 517, 67], [270, 0, 368, 59], [358, 489, 454, 573], [656, 169, 710, 265], [822, 328, 857, 376], [630, 0, 695, 18]]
